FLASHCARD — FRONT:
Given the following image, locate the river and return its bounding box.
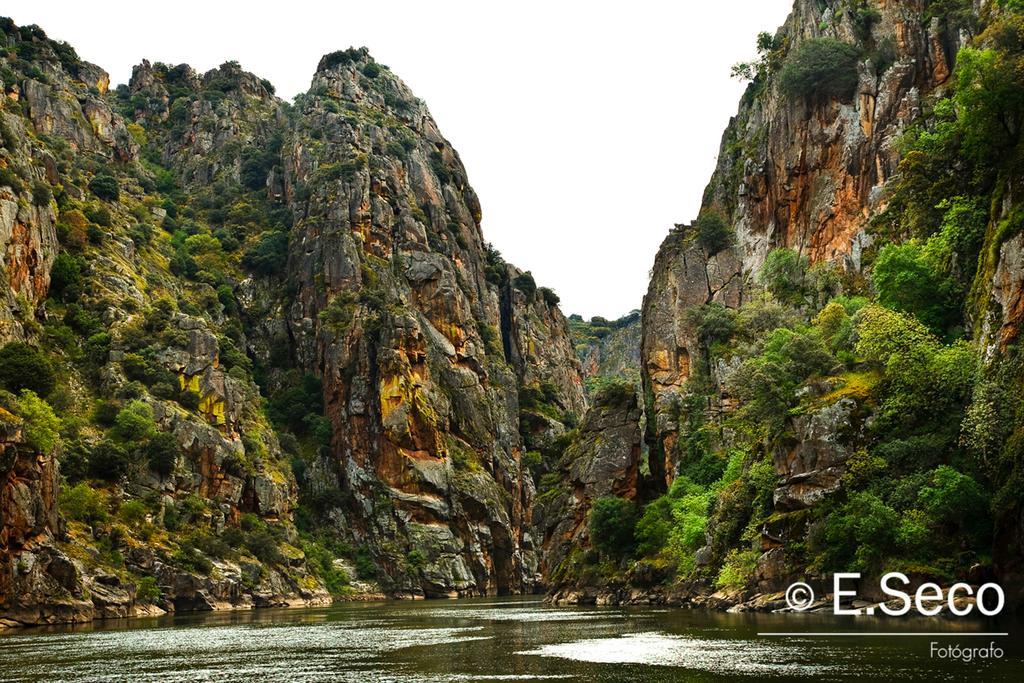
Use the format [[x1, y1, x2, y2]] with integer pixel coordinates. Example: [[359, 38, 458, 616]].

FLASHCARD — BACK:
[[1, 597, 1022, 681]]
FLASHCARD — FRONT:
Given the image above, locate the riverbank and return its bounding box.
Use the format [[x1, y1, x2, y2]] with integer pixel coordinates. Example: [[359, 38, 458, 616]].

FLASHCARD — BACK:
[[6, 569, 1008, 631], [0, 559, 387, 631], [546, 584, 997, 618]]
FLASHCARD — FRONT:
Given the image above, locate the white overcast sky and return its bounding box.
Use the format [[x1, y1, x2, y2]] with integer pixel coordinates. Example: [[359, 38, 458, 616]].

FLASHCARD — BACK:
[[7, 1, 792, 319]]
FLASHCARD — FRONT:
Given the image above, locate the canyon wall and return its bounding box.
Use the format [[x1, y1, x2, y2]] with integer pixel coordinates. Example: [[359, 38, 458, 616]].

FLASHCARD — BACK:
[[643, 0, 970, 485], [548, 0, 1024, 609], [0, 20, 584, 626]]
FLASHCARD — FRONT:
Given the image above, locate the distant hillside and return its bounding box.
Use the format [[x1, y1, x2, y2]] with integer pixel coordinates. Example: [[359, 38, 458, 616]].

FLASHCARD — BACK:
[[568, 311, 641, 393]]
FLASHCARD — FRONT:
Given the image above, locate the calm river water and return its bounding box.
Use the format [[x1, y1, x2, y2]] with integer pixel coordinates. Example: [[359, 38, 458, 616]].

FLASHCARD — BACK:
[[1, 596, 1022, 681]]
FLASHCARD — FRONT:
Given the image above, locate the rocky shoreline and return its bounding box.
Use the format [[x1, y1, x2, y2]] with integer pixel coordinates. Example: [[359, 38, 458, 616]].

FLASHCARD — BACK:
[[0, 568, 336, 631], [6, 582, 991, 632], [0, 577, 393, 631], [547, 584, 992, 617]]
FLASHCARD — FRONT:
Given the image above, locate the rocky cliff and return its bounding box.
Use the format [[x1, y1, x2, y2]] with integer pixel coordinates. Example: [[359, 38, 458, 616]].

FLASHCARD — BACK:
[[0, 22, 340, 625], [644, 0, 972, 487], [535, 384, 642, 589], [0, 20, 584, 626], [275, 49, 584, 596], [0, 409, 86, 626], [5, 0, 1023, 624], [550, 0, 1024, 611]]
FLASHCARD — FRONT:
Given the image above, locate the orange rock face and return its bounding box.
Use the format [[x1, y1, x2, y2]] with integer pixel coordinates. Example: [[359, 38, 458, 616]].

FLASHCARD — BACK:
[[279, 51, 585, 596], [641, 0, 966, 487]]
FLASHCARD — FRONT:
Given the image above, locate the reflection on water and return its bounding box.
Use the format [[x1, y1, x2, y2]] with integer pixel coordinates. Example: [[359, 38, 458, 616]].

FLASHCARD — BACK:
[[519, 632, 839, 676], [0, 596, 1021, 681]]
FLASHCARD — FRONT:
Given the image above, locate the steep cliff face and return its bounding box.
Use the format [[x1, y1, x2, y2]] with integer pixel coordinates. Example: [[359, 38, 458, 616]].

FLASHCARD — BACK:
[[499, 266, 587, 420], [706, 0, 967, 273], [643, 0, 973, 489], [130, 60, 279, 190], [0, 60, 79, 343], [545, 0, 1024, 609], [275, 50, 584, 596], [0, 410, 89, 627], [535, 386, 641, 589], [642, 238, 744, 483], [1, 19, 586, 625], [0, 22, 340, 626]]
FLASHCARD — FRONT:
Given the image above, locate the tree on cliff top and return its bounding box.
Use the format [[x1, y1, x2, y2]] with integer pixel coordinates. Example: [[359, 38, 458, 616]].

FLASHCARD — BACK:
[[779, 38, 861, 102], [695, 210, 732, 255], [731, 31, 786, 82]]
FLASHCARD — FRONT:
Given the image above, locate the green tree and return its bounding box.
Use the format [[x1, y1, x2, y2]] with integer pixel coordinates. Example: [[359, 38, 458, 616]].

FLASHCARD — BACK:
[[728, 327, 834, 427], [919, 465, 990, 545], [539, 287, 560, 306], [49, 252, 84, 301], [872, 241, 955, 333], [89, 440, 133, 481], [513, 271, 537, 298], [855, 305, 975, 426], [589, 496, 637, 559], [820, 491, 899, 572], [184, 232, 222, 256], [779, 38, 862, 101], [937, 196, 988, 282], [483, 243, 508, 286], [592, 380, 636, 410], [136, 576, 161, 603], [854, 304, 935, 366], [31, 181, 52, 206], [118, 499, 148, 526], [59, 483, 108, 525], [695, 210, 732, 255], [55, 209, 89, 250], [246, 527, 284, 564], [267, 373, 323, 434], [147, 432, 181, 478], [113, 400, 157, 441], [88, 173, 120, 201], [242, 231, 289, 275], [0, 342, 56, 396], [15, 390, 61, 452], [731, 31, 786, 82], [663, 477, 714, 564], [688, 302, 737, 347], [813, 301, 852, 351], [634, 496, 672, 557], [954, 29, 1024, 166], [759, 248, 808, 304]]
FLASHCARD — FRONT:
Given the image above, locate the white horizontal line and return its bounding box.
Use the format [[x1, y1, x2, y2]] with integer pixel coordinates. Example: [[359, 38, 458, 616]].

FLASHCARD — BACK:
[[758, 632, 1009, 637]]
